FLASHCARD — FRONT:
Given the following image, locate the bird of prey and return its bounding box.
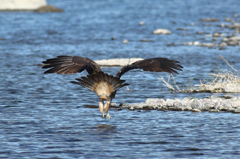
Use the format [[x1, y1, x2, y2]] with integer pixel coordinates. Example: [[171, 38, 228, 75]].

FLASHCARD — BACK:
[[42, 55, 183, 119]]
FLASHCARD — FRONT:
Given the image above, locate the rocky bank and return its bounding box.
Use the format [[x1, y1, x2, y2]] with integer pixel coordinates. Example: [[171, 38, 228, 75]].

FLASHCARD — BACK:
[[0, 0, 63, 12], [111, 95, 240, 113]]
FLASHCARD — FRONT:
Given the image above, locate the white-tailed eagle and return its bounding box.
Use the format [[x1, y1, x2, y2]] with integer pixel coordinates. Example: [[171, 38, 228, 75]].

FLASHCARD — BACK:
[[42, 56, 183, 119]]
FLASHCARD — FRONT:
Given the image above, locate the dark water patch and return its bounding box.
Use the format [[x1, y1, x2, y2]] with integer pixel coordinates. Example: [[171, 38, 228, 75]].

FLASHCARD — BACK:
[[130, 141, 169, 145], [84, 105, 98, 108], [165, 147, 209, 152]]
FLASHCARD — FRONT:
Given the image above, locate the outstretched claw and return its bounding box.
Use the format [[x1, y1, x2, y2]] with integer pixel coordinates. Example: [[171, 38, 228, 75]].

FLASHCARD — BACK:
[[102, 113, 105, 118], [106, 113, 111, 119]]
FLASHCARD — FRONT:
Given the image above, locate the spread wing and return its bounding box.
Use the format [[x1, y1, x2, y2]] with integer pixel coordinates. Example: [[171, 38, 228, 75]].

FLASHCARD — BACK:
[[42, 55, 102, 74], [116, 58, 183, 78]]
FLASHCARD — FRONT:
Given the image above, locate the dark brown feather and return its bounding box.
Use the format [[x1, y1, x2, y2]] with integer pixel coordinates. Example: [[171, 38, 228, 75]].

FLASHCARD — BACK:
[[42, 55, 102, 74], [116, 58, 183, 78], [70, 72, 129, 99], [43, 56, 182, 101]]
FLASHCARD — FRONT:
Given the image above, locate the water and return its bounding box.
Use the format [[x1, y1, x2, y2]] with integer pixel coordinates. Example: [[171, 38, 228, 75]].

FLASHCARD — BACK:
[[0, 0, 240, 158]]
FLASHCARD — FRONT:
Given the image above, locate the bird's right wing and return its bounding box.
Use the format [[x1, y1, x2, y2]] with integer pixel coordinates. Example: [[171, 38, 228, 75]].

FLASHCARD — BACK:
[[42, 55, 102, 74], [116, 57, 183, 78]]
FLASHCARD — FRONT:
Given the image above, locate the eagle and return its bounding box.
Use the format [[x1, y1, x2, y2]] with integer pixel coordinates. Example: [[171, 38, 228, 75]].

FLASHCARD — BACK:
[[42, 55, 183, 119]]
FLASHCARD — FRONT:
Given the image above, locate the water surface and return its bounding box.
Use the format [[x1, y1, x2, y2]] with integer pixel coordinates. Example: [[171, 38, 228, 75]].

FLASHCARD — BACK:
[[0, 0, 240, 158]]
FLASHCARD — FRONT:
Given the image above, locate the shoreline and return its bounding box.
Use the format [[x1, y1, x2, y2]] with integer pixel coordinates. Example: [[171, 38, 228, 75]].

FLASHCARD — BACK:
[[110, 94, 240, 113], [0, 0, 63, 12]]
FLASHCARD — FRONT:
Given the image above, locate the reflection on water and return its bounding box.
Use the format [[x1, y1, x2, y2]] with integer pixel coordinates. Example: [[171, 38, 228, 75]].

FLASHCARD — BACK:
[[98, 124, 117, 131], [96, 124, 118, 135], [84, 105, 99, 109]]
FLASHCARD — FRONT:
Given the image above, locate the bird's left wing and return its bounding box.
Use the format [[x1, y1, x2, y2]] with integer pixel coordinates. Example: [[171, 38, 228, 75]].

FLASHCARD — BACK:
[[42, 55, 102, 74], [116, 58, 183, 78]]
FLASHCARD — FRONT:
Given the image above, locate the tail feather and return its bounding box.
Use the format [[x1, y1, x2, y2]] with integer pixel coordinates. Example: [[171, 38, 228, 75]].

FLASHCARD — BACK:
[[112, 80, 127, 91], [70, 71, 129, 93], [111, 77, 122, 88], [113, 83, 129, 92], [108, 75, 115, 84], [87, 74, 98, 83], [77, 76, 95, 86], [70, 80, 93, 91]]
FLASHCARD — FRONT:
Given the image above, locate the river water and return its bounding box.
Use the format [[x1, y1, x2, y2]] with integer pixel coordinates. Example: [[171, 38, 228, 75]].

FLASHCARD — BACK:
[[0, 0, 240, 158]]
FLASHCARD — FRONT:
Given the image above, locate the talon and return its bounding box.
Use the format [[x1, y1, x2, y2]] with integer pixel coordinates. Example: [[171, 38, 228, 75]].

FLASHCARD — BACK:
[[106, 113, 111, 119], [102, 113, 105, 118]]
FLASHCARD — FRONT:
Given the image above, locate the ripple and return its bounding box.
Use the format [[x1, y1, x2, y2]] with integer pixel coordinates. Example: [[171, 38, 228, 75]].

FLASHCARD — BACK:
[[1, 0, 240, 158]]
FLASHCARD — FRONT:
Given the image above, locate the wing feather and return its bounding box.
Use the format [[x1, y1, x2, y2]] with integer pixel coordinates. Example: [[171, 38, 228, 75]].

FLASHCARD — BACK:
[[116, 58, 183, 78], [42, 55, 101, 74]]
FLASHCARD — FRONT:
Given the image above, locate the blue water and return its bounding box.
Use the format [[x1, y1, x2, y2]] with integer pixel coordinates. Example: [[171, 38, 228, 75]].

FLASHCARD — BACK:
[[0, 0, 240, 158]]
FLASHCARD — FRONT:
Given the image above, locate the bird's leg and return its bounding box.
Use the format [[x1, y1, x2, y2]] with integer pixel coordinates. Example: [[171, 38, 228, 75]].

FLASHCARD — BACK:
[[104, 98, 112, 119], [99, 99, 105, 118], [106, 113, 111, 119]]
